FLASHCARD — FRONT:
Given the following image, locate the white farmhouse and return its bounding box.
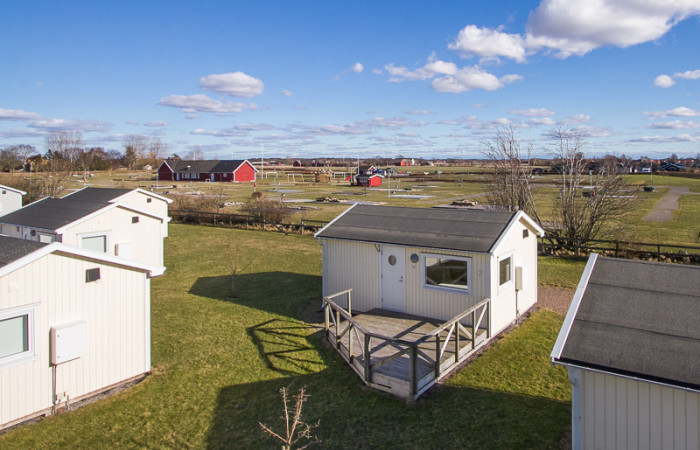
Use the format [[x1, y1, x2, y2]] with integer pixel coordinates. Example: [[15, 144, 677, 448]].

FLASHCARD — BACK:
[[551, 254, 700, 450], [0, 235, 163, 430], [0, 188, 171, 269], [0, 184, 25, 216]]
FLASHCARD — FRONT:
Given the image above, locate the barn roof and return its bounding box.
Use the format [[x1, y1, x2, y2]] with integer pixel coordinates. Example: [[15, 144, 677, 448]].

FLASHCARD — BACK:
[[552, 255, 700, 390], [0, 235, 46, 267], [315, 204, 535, 253], [160, 159, 256, 174]]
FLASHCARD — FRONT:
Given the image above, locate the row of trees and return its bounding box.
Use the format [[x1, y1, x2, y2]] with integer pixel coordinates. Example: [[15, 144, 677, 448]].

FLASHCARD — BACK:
[[485, 126, 633, 245]]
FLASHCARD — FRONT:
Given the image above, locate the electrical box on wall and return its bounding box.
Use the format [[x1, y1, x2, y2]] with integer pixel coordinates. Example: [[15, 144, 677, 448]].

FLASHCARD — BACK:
[[515, 266, 525, 291], [50, 320, 87, 365]]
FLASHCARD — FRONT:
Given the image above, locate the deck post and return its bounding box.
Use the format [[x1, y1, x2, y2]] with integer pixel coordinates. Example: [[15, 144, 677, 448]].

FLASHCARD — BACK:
[[364, 334, 371, 383], [409, 345, 418, 398], [455, 324, 460, 363], [471, 310, 476, 350], [435, 334, 441, 378], [347, 290, 352, 315], [324, 300, 329, 337], [335, 310, 341, 348], [348, 323, 353, 362]]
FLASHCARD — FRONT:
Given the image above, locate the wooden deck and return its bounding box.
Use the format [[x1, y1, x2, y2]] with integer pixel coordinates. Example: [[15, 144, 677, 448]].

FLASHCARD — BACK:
[[323, 290, 490, 400]]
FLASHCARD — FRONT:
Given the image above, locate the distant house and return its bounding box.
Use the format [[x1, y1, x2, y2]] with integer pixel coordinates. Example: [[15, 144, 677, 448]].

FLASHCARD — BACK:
[[0, 188, 170, 269], [0, 184, 25, 216], [0, 235, 163, 430], [353, 173, 383, 187], [659, 162, 686, 171], [551, 255, 700, 450], [157, 159, 257, 182]]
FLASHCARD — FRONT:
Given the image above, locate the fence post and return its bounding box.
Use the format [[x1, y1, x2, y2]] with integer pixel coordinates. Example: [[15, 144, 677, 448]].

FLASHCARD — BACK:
[[347, 290, 352, 315], [615, 240, 619, 257], [364, 334, 372, 383], [410, 346, 418, 398]]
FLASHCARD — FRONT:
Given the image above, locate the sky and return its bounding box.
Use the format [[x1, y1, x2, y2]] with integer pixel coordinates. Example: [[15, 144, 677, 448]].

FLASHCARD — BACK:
[[1, 0, 700, 160]]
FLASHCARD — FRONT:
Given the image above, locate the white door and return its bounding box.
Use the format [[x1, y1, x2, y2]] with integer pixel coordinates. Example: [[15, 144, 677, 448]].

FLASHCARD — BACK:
[[381, 246, 406, 312]]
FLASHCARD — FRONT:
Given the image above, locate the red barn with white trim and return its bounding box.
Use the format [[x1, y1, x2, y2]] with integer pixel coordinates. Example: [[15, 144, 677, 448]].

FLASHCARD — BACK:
[[157, 159, 257, 182]]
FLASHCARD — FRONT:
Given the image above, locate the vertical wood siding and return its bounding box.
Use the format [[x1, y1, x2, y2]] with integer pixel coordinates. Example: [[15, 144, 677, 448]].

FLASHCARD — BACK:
[[62, 207, 164, 267], [579, 370, 700, 449], [0, 253, 149, 428], [322, 239, 380, 311], [116, 191, 170, 238], [0, 191, 22, 215]]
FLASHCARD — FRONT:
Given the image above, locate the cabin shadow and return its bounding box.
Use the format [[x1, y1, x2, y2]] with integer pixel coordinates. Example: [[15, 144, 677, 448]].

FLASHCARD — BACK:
[[205, 374, 571, 449], [188, 272, 322, 317]]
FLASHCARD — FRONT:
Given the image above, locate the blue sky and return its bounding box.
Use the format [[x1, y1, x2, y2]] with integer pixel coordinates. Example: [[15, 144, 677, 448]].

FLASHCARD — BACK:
[[1, 0, 699, 160]]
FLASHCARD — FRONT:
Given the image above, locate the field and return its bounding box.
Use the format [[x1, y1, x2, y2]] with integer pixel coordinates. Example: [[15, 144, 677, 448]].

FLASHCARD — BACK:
[[0, 224, 576, 449]]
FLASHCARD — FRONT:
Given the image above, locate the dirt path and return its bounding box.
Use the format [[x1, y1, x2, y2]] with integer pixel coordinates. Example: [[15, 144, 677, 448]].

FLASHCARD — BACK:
[[643, 186, 699, 222]]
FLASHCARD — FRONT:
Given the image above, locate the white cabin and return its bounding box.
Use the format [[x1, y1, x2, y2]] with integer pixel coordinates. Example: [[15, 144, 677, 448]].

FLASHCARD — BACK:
[[0, 236, 163, 430], [0, 184, 25, 216]]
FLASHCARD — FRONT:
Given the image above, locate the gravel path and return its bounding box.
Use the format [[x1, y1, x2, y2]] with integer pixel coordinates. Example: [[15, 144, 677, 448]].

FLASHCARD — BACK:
[[537, 286, 575, 316], [643, 186, 699, 222]]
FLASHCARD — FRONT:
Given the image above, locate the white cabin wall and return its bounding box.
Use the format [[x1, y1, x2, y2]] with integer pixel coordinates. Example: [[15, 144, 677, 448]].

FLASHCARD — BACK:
[[0, 190, 22, 215], [0, 253, 149, 428], [321, 239, 380, 311], [117, 191, 170, 238], [62, 207, 164, 267], [490, 220, 539, 335], [404, 247, 490, 321], [576, 370, 700, 450]]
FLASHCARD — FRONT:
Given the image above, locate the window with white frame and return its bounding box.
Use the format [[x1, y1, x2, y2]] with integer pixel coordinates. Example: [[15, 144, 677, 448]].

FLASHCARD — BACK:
[[499, 255, 512, 287], [79, 233, 108, 253], [0, 305, 38, 368], [424, 254, 470, 292]]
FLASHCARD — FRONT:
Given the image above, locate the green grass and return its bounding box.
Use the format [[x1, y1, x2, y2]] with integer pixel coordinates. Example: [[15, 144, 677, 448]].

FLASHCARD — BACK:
[[0, 224, 571, 449], [538, 256, 587, 289]]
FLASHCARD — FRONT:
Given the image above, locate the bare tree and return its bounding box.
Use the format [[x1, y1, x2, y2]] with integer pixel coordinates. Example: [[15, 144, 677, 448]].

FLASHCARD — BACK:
[[224, 240, 256, 298], [549, 127, 634, 245], [46, 131, 83, 170], [123, 135, 150, 169], [259, 386, 319, 450], [185, 146, 205, 160], [147, 137, 167, 161], [484, 125, 541, 223]]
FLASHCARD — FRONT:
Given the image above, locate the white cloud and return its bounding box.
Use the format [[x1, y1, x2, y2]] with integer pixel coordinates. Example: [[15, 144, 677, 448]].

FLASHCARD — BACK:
[[509, 108, 555, 117], [529, 117, 556, 126], [351, 62, 364, 73], [191, 128, 249, 137], [145, 120, 168, 127], [0, 108, 43, 121], [448, 25, 526, 63], [28, 118, 112, 133], [405, 110, 434, 115], [525, 0, 700, 58], [654, 74, 675, 88], [560, 114, 591, 125], [281, 89, 293, 97], [199, 71, 264, 98], [372, 68, 383, 75], [645, 107, 700, 118], [675, 69, 700, 80], [159, 94, 258, 113], [647, 120, 700, 129], [630, 134, 699, 143]]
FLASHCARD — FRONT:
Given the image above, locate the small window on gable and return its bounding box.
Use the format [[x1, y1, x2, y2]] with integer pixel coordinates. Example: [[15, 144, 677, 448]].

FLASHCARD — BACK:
[[523, 229, 529, 238], [499, 256, 512, 287], [132, 216, 139, 224], [147, 198, 152, 203], [86, 268, 101, 283]]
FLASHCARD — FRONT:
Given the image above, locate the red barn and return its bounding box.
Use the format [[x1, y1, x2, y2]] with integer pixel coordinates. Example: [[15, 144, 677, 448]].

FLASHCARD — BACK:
[[353, 174, 383, 187], [157, 159, 257, 182]]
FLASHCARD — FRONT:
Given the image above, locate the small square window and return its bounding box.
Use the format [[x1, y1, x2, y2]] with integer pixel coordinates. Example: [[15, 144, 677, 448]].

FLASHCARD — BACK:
[[132, 216, 139, 224], [0, 304, 38, 368], [86, 268, 101, 283], [523, 229, 529, 238], [499, 257, 512, 286], [147, 198, 152, 203]]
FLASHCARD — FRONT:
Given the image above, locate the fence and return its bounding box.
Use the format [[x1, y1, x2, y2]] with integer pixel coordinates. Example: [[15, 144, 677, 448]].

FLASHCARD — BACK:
[[169, 209, 329, 234], [538, 235, 700, 264]]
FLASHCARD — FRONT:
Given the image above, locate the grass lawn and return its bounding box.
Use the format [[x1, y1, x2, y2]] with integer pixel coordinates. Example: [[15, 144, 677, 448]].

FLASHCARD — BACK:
[[0, 224, 571, 449]]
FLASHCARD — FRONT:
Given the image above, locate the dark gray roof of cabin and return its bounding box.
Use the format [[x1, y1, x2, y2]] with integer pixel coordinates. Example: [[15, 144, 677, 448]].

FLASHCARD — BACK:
[[316, 205, 515, 253], [0, 197, 110, 231], [0, 235, 46, 267], [63, 187, 131, 203], [559, 257, 700, 389], [162, 159, 248, 173]]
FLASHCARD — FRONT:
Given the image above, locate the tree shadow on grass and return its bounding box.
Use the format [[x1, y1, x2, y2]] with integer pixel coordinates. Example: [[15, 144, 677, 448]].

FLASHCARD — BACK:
[[206, 367, 570, 449], [188, 272, 322, 318]]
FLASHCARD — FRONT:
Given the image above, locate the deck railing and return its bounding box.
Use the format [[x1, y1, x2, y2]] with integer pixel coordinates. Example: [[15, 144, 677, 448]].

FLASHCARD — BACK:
[[323, 290, 490, 399]]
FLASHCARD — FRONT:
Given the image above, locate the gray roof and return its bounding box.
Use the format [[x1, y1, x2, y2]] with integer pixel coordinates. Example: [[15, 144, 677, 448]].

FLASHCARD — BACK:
[[0, 235, 46, 267], [0, 197, 111, 230], [316, 205, 516, 253], [63, 187, 132, 203], [162, 159, 249, 174], [558, 257, 700, 389]]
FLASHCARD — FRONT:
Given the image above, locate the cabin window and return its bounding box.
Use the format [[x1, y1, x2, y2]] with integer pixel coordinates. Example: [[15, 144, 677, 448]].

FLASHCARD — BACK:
[[147, 198, 152, 203], [522, 229, 529, 238], [0, 305, 38, 368], [423, 255, 470, 292], [79, 233, 108, 253], [499, 256, 512, 287], [132, 216, 139, 224]]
